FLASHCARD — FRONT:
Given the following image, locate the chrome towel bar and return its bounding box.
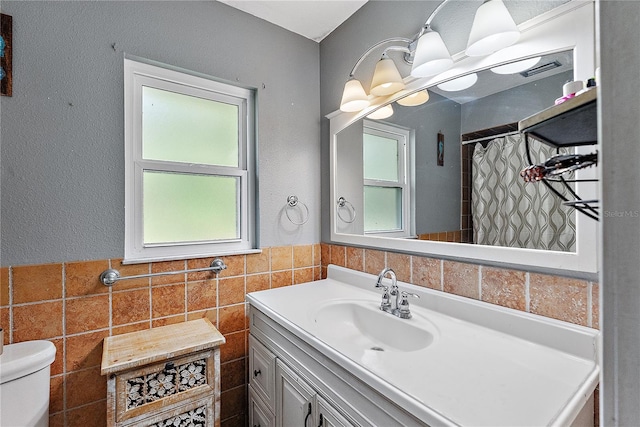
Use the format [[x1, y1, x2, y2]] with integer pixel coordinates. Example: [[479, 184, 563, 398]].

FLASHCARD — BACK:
[[99, 258, 227, 286]]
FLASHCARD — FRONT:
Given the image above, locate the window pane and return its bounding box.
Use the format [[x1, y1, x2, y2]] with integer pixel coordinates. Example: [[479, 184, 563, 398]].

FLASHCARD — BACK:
[[364, 186, 402, 232], [143, 171, 238, 244], [142, 86, 239, 167], [364, 133, 398, 182]]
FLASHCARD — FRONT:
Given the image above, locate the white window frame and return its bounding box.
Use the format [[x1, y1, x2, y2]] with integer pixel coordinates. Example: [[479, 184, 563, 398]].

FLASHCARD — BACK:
[[363, 120, 414, 238], [124, 58, 256, 263]]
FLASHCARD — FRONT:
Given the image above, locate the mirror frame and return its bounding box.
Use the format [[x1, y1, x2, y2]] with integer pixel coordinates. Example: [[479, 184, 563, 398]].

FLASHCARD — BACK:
[[329, 1, 598, 277]]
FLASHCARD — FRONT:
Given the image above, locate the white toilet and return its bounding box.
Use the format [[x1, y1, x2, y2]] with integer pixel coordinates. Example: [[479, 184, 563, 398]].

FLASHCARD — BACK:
[[0, 340, 56, 427]]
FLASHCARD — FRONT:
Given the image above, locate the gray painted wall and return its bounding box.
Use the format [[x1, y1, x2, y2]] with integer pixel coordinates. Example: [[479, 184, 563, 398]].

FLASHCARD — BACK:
[[0, 1, 321, 266]]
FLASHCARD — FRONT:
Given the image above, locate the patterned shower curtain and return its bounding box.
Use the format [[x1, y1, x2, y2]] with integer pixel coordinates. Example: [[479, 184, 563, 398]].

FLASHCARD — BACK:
[[471, 134, 576, 252]]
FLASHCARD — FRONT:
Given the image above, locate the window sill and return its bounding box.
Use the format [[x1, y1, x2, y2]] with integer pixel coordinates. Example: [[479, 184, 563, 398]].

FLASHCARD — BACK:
[[121, 248, 263, 265]]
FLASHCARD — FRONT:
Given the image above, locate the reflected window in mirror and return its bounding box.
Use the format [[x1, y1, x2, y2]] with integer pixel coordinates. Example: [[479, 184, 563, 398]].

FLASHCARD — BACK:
[[363, 121, 413, 238]]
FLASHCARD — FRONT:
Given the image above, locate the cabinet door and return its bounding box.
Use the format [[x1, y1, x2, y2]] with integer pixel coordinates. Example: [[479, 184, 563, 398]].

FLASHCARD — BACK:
[[249, 334, 276, 409], [249, 386, 275, 427], [275, 360, 315, 427], [316, 396, 355, 427]]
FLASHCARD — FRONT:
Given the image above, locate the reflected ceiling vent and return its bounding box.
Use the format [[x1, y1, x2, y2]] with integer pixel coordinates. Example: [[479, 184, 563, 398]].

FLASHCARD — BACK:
[[520, 60, 562, 77]]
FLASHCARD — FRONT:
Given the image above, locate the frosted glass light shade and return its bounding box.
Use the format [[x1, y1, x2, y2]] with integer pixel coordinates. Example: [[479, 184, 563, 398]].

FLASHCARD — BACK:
[[340, 79, 371, 112], [396, 90, 430, 106], [491, 56, 541, 74], [370, 57, 405, 96], [410, 30, 454, 78], [466, 0, 520, 57], [437, 73, 478, 91], [366, 104, 394, 120]]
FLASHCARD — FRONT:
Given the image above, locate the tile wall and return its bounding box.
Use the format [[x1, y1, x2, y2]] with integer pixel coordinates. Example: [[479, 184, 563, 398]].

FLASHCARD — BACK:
[[320, 243, 600, 328], [0, 245, 321, 427], [0, 242, 599, 427]]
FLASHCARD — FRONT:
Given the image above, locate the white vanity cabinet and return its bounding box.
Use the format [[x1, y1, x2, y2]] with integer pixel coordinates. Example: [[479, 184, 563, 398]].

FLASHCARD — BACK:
[[249, 334, 357, 427]]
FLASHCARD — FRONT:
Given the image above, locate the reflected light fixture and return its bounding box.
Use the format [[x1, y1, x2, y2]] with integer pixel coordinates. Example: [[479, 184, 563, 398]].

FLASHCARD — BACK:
[[437, 73, 478, 92], [338, 0, 521, 113], [366, 104, 394, 120], [396, 90, 430, 107], [490, 56, 541, 74], [466, 0, 520, 57]]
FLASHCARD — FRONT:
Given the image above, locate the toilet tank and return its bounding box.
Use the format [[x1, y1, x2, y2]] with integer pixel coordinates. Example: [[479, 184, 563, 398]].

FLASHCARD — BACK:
[[0, 340, 56, 427]]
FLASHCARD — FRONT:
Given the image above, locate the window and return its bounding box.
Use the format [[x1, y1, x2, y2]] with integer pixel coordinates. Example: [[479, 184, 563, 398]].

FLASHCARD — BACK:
[[363, 120, 413, 238], [124, 58, 256, 262]]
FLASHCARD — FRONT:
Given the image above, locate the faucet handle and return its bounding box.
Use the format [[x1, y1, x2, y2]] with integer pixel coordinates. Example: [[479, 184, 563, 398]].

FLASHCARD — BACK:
[[401, 291, 420, 299], [379, 286, 392, 311], [397, 291, 420, 319]]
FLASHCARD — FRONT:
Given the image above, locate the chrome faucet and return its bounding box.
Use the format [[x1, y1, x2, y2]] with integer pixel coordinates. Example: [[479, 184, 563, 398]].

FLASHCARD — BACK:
[[375, 268, 420, 319]]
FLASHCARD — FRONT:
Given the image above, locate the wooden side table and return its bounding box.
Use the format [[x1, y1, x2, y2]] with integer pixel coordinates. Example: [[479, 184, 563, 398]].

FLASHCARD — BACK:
[[101, 319, 225, 427]]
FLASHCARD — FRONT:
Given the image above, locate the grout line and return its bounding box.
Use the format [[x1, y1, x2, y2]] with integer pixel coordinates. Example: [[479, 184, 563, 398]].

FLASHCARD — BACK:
[[525, 272, 531, 312], [61, 263, 67, 417], [8, 267, 13, 344], [478, 265, 483, 300], [184, 272, 189, 323], [409, 256, 413, 284], [587, 281, 593, 328]]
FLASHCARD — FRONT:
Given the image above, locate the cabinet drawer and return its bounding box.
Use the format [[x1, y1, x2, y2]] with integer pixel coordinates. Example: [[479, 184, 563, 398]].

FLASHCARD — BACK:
[[249, 385, 275, 427], [134, 395, 215, 427], [249, 334, 276, 409], [115, 350, 215, 423]]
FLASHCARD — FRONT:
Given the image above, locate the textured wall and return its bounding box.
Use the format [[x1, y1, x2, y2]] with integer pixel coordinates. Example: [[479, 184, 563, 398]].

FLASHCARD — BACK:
[[0, 1, 321, 266]]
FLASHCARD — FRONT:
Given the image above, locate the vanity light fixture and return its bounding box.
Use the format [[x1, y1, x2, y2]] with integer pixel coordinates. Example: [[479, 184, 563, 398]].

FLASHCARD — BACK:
[[338, 0, 521, 113], [491, 56, 542, 74], [437, 73, 478, 91], [370, 53, 406, 96], [340, 78, 371, 112], [410, 28, 454, 78], [366, 104, 394, 120], [466, 0, 520, 57]]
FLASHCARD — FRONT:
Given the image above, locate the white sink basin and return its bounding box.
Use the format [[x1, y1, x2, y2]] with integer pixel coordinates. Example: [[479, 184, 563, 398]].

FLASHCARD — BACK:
[[312, 300, 436, 352]]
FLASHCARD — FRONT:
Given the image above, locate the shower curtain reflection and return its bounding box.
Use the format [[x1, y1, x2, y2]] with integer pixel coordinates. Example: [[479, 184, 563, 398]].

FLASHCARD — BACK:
[[471, 134, 576, 252]]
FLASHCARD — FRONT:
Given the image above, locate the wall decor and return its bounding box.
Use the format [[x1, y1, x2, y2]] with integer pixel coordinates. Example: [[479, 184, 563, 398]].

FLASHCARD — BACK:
[[1, 13, 12, 97], [437, 131, 444, 166]]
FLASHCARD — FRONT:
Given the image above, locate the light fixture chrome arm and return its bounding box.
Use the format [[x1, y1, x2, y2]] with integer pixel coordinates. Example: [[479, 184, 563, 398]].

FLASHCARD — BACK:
[[348, 37, 413, 78]]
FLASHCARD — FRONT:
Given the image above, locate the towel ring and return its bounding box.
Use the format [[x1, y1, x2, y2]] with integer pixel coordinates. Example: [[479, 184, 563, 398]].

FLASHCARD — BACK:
[[285, 195, 309, 225], [336, 197, 356, 223]]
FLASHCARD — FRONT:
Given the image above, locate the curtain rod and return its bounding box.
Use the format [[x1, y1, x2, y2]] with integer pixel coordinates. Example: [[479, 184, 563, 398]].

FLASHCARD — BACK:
[[462, 130, 521, 145]]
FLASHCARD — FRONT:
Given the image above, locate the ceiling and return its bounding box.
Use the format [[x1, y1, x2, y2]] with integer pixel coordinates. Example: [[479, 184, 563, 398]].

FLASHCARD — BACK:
[[217, 0, 369, 42]]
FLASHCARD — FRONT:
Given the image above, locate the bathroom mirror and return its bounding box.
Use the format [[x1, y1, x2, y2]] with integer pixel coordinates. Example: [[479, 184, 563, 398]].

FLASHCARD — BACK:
[[329, 2, 598, 276]]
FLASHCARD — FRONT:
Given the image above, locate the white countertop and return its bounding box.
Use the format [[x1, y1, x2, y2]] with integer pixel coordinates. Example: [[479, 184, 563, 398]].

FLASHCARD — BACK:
[[247, 265, 599, 426]]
